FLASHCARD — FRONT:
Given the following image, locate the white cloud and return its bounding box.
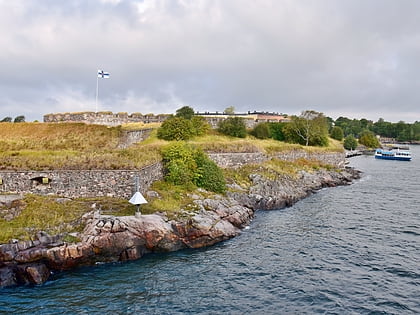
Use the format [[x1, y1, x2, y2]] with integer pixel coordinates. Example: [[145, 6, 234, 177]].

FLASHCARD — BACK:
[[1, 0, 420, 122]]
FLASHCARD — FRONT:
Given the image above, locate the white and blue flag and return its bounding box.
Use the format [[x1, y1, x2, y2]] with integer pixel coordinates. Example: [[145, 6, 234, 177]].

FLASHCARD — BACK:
[[97, 70, 110, 78]]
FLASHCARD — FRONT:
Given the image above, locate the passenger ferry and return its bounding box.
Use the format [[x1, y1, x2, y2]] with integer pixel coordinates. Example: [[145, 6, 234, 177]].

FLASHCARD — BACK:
[[374, 146, 412, 161]]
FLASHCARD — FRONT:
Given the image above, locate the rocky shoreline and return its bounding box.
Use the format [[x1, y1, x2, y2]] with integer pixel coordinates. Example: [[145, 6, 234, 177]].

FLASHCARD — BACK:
[[0, 167, 361, 288]]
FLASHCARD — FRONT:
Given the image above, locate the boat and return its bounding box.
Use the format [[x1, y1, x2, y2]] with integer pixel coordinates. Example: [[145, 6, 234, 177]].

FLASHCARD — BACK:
[[374, 146, 412, 161]]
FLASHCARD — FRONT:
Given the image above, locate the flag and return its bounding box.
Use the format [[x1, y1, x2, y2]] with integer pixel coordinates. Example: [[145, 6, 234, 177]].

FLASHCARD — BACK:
[[98, 70, 110, 78]]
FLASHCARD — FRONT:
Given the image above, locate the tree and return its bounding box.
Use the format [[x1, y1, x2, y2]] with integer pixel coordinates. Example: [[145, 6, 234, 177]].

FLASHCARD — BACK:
[[13, 115, 25, 123], [224, 106, 235, 114], [330, 126, 344, 141], [1, 117, 12, 122], [218, 117, 247, 138], [175, 106, 195, 120], [268, 122, 286, 141], [250, 122, 271, 139], [358, 130, 380, 148], [157, 117, 194, 141], [283, 110, 329, 146], [343, 135, 358, 150]]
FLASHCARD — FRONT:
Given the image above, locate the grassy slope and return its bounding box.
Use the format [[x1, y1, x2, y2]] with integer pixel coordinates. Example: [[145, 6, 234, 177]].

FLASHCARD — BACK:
[[0, 122, 162, 170]]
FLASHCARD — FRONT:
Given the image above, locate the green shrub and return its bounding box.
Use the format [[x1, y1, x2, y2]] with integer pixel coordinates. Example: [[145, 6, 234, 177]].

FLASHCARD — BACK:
[[191, 116, 210, 136], [330, 126, 344, 141], [250, 122, 271, 139], [193, 150, 226, 193], [157, 117, 194, 141], [343, 135, 358, 150], [268, 122, 286, 141], [161, 142, 226, 193], [218, 117, 247, 138], [358, 130, 380, 148]]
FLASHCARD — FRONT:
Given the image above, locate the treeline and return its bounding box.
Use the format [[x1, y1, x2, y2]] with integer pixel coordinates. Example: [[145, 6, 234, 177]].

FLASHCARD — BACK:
[[1, 115, 26, 123], [333, 117, 420, 142]]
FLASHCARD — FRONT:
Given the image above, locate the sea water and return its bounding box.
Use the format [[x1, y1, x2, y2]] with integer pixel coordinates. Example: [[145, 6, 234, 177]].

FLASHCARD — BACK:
[[1, 146, 419, 314]]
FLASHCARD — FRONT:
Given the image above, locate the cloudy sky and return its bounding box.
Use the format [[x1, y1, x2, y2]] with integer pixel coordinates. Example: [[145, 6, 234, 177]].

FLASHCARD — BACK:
[[1, 0, 420, 123]]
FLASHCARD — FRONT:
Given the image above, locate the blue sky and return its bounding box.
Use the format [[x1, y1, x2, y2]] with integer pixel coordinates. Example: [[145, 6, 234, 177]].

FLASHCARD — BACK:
[[1, 0, 420, 122]]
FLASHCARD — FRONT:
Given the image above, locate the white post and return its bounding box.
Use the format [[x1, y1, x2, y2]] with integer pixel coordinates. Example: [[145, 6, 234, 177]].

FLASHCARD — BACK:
[[95, 71, 99, 113]]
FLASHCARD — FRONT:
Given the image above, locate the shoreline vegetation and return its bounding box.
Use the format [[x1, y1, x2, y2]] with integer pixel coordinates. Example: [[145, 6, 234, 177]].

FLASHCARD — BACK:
[[1, 117, 360, 287]]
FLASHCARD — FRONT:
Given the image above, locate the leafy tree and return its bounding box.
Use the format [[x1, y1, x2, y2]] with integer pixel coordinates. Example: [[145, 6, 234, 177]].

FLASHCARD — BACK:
[[157, 117, 194, 141], [343, 135, 358, 150], [176, 106, 195, 120], [1, 117, 12, 122], [224, 106, 235, 114], [358, 130, 380, 148], [13, 115, 25, 123], [218, 117, 247, 138], [268, 122, 286, 141], [330, 126, 344, 141], [250, 122, 271, 139], [283, 110, 329, 146]]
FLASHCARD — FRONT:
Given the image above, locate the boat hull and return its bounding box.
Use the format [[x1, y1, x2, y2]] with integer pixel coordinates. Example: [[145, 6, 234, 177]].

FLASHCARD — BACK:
[[374, 155, 411, 161]]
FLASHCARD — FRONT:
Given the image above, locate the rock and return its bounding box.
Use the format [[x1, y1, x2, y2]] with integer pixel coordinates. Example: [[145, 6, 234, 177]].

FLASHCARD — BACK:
[[146, 191, 160, 199], [0, 265, 17, 287], [25, 263, 50, 285]]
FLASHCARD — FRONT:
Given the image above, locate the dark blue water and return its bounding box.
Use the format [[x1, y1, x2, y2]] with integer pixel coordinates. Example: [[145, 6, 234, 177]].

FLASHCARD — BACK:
[[1, 147, 419, 314]]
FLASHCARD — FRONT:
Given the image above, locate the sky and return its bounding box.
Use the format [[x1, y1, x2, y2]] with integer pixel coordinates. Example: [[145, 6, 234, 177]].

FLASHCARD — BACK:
[[1, 0, 420, 123]]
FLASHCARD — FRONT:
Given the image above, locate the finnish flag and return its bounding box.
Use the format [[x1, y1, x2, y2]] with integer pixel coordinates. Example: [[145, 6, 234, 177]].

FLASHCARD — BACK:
[[98, 70, 110, 78]]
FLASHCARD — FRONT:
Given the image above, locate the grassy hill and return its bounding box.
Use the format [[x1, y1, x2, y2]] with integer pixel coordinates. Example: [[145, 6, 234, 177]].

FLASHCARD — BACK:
[[0, 122, 163, 170]]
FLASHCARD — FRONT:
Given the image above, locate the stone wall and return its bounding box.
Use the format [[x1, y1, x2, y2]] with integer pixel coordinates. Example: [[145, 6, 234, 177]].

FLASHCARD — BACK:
[[0, 151, 345, 198], [0, 163, 163, 199], [208, 151, 345, 168], [44, 111, 285, 129], [117, 129, 153, 149], [43, 112, 169, 127]]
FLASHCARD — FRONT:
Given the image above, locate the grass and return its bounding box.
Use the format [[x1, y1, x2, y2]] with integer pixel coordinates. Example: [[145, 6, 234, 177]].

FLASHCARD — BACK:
[[0, 122, 162, 170]]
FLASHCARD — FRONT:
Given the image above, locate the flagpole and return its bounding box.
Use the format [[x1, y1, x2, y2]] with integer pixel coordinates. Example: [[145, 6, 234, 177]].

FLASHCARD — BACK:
[[95, 70, 99, 113]]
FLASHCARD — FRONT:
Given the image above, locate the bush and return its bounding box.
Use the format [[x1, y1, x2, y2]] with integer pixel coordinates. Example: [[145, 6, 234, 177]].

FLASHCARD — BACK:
[[218, 117, 247, 138], [250, 122, 271, 139], [343, 135, 358, 150], [191, 116, 210, 136], [358, 130, 380, 148], [194, 150, 226, 193], [157, 117, 194, 141], [268, 122, 286, 141], [330, 126, 344, 141], [161, 142, 226, 193]]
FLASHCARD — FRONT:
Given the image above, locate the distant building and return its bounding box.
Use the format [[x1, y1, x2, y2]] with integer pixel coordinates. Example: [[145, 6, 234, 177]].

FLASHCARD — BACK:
[[196, 111, 288, 128]]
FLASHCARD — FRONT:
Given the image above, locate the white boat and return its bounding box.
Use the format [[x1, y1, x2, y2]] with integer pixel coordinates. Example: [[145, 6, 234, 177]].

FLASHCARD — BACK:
[[374, 146, 412, 161]]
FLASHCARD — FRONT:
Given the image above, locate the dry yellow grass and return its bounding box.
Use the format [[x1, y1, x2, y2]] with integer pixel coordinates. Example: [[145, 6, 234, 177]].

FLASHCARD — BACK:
[[0, 122, 162, 170]]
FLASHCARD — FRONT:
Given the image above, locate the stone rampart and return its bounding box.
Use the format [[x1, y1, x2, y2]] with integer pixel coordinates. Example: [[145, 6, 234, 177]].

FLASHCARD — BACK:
[[43, 112, 169, 127], [0, 163, 163, 199], [208, 151, 345, 168]]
